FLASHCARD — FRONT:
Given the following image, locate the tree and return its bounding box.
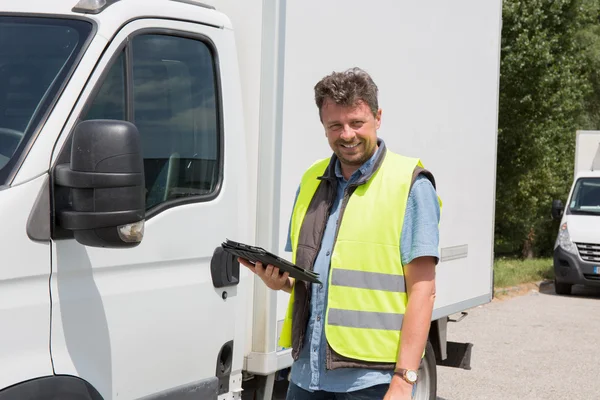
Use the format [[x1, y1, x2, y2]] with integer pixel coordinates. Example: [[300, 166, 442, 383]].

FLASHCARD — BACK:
[[577, 7, 600, 129], [496, 0, 598, 258]]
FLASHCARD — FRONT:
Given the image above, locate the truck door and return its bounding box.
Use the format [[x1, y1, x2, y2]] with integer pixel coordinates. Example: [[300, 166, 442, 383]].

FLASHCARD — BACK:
[[49, 19, 246, 399]]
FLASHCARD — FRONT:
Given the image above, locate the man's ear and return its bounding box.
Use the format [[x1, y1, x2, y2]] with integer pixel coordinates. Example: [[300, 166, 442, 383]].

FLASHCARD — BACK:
[[375, 108, 382, 130]]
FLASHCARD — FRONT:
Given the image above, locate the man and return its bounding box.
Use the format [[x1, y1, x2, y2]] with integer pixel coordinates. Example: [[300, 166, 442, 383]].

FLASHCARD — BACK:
[[239, 67, 440, 400]]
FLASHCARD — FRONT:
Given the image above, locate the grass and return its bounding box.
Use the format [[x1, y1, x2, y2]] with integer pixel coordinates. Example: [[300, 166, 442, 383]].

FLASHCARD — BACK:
[[494, 257, 554, 289]]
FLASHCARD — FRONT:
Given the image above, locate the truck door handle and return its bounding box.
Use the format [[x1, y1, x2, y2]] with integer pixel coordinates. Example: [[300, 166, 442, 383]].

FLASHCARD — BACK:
[[210, 247, 240, 288]]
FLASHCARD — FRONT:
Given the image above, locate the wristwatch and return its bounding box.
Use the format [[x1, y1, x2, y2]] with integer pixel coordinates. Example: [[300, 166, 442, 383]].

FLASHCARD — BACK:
[[394, 368, 418, 384]]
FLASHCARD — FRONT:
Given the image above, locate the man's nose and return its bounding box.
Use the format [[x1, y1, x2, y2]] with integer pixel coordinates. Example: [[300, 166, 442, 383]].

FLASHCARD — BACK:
[[340, 125, 355, 140]]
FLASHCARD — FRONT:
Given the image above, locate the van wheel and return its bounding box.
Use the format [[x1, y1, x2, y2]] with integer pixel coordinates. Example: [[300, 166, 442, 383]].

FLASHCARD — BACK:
[[554, 279, 572, 295], [414, 340, 437, 400]]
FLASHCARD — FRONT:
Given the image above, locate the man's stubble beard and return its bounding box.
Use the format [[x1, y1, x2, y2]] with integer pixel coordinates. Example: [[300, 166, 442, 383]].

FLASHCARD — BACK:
[[334, 144, 376, 167]]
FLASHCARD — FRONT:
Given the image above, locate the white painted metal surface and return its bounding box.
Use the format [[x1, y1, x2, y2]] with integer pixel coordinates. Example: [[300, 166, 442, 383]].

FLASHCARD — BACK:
[[0, 0, 79, 15], [275, 0, 502, 317], [575, 131, 600, 175], [0, 175, 53, 389], [565, 215, 600, 245]]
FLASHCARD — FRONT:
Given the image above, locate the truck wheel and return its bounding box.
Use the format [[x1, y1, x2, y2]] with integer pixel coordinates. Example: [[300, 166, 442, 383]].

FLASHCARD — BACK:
[[554, 279, 572, 295], [413, 340, 437, 400]]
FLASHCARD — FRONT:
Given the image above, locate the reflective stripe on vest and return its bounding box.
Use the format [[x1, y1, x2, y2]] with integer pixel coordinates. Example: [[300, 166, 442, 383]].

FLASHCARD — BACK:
[[328, 309, 404, 331], [331, 269, 406, 292]]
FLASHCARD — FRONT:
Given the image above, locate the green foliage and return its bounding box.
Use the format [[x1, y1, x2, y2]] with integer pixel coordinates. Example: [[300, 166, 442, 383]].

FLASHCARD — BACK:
[[577, 14, 600, 129], [496, 0, 600, 257]]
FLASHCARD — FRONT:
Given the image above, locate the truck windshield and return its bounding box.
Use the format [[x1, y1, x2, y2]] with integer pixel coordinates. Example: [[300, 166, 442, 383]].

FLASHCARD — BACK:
[[0, 16, 92, 185], [569, 177, 600, 215]]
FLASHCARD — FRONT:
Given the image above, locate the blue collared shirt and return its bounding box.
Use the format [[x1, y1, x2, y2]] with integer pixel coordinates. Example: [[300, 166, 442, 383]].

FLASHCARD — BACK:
[[284, 140, 441, 392]]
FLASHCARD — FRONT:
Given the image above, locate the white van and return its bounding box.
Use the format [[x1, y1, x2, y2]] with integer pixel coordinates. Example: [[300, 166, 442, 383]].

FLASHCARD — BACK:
[[0, 0, 502, 399], [552, 131, 600, 295]]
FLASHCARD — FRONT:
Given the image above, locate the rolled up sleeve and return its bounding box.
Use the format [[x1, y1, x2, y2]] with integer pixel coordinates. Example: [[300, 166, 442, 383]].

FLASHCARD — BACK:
[[400, 175, 441, 266]]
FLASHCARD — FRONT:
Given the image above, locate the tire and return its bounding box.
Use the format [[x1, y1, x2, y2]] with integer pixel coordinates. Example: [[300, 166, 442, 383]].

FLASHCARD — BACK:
[[554, 279, 572, 295], [414, 340, 437, 400]]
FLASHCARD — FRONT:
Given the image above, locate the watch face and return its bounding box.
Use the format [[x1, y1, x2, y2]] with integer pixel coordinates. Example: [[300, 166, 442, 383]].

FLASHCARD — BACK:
[[406, 370, 418, 383]]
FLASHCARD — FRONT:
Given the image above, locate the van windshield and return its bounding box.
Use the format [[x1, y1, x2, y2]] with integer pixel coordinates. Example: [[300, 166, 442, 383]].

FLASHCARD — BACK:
[[569, 177, 600, 215], [0, 16, 92, 185]]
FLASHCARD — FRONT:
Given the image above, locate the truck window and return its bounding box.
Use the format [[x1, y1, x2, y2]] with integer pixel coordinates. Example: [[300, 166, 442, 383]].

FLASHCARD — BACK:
[[84, 33, 221, 211], [85, 51, 126, 121], [0, 17, 92, 185], [569, 178, 600, 215]]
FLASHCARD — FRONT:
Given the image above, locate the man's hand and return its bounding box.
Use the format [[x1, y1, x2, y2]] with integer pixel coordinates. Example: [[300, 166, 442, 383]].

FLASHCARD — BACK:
[[238, 257, 294, 293], [384, 375, 414, 400]]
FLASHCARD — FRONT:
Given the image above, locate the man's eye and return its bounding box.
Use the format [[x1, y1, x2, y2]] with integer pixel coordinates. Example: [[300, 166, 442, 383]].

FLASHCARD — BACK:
[[330, 124, 342, 130], [351, 121, 364, 127]]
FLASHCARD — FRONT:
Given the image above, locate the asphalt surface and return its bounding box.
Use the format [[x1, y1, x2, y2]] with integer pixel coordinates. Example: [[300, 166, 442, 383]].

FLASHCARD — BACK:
[[436, 283, 600, 400], [272, 283, 600, 400]]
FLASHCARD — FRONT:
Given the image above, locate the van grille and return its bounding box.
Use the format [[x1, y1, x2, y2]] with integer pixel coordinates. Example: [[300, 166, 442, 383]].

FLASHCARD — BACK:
[[576, 243, 600, 262]]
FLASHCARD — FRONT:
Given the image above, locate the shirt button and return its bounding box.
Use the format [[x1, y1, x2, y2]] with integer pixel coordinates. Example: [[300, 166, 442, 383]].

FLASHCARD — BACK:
[[326, 250, 330, 256], [317, 315, 321, 321]]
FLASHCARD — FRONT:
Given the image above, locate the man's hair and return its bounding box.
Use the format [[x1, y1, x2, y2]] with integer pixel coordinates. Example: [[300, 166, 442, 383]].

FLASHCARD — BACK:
[[314, 67, 379, 120]]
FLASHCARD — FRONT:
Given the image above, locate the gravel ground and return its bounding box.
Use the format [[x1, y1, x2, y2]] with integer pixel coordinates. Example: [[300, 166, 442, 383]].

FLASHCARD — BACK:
[[437, 283, 600, 400]]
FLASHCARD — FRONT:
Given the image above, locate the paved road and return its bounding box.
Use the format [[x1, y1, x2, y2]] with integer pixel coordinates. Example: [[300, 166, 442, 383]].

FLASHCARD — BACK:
[[437, 283, 600, 400]]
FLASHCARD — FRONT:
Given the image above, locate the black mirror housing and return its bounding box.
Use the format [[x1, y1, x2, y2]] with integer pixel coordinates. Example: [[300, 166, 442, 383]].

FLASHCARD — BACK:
[[54, 120, 145, 248], [551, 199, 564, 221]]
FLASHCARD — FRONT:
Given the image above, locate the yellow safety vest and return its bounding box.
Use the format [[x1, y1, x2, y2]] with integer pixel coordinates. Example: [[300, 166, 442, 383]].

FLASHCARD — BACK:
[[279, 150, 439, 363]]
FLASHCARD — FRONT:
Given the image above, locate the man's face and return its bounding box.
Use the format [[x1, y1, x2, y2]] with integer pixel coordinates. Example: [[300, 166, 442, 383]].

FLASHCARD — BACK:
[[321, 98, 381, 169]]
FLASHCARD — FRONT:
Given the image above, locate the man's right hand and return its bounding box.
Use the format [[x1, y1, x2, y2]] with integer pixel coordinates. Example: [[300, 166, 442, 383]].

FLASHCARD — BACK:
[[238, 257, 294, 293]]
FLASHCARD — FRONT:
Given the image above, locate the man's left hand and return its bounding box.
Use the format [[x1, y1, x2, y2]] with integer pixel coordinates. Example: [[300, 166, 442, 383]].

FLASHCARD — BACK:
[[384, 376, 414, 400]]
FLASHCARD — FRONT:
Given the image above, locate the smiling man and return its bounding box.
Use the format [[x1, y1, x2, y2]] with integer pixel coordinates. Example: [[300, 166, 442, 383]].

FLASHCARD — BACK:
[[319, 93, 381, 178], [239, 67, 441, 400]]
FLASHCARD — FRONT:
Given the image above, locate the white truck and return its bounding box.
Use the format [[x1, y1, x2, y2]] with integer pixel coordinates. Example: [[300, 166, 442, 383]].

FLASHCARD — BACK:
[[552, 131, 600, 295], [0, 0, 502, 399]]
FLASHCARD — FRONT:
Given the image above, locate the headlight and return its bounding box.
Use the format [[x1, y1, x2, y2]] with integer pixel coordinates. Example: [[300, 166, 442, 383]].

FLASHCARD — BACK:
[[557, 223, 578, 255]]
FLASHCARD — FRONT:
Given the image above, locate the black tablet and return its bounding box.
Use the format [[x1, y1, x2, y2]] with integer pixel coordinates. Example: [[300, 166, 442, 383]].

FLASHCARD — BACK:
[[221, 239, 322, 284]]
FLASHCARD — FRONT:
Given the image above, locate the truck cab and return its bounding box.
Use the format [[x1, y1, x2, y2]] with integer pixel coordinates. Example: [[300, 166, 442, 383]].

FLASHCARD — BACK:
[[0, 1, 249, 398], [552, 131, 600, 295]]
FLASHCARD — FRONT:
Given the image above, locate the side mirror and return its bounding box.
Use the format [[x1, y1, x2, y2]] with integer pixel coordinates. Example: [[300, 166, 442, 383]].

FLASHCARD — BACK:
[[54, 120, 145, 248], [551, 199, 564, 221]]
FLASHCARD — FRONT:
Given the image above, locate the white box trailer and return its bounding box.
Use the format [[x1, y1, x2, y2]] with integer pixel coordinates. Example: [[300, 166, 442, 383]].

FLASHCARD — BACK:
[[574, 131, 600, 175], [0, 0, 501, 399], [216, 0, 502, 396]]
